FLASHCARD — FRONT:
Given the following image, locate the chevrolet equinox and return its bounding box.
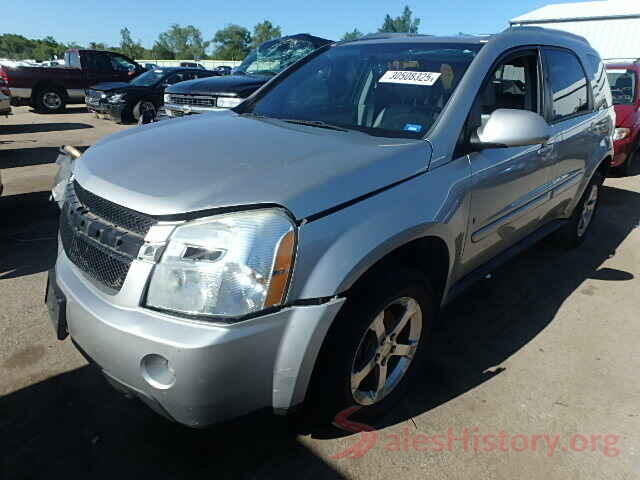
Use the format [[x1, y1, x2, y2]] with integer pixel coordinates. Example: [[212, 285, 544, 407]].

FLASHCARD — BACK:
[[47, 27, 615, 427]]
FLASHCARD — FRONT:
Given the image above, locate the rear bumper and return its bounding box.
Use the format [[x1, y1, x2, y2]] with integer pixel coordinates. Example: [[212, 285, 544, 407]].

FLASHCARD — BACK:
[[55, 248, 345, 427]]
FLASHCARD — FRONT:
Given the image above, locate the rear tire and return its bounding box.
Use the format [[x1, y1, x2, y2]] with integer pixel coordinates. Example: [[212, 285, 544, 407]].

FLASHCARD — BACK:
[[554, 171, 602, 249], [34, 87, 66, 113], [304, 267, 435, 424]]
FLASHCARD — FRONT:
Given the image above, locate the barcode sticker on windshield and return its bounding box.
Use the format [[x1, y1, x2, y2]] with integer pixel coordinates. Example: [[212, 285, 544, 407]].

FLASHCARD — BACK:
[[379, 71, 442, 86]]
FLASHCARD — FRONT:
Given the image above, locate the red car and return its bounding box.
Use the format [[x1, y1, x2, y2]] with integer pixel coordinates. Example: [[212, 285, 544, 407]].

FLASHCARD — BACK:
[[606, 61, 640, 175]]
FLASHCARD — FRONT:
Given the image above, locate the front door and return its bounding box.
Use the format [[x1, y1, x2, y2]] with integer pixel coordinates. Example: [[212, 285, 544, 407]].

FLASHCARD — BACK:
[[460, 48, 556, 275]]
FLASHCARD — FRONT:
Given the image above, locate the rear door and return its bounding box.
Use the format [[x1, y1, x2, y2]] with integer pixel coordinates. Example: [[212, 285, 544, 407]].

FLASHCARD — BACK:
[[460, 48, 556, 275], [541, 47, 599, 217]]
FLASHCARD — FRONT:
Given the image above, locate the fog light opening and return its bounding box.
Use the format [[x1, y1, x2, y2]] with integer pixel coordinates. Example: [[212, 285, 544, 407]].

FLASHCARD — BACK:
[[141, 354, 176, 389]]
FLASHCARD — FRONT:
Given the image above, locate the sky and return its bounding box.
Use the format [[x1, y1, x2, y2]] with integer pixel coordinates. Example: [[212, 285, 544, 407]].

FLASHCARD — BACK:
[[1, 0, 590, 49]]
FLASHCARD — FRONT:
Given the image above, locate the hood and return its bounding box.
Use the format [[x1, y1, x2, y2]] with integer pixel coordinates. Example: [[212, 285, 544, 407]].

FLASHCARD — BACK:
[[613, 104, 636, 127], [74, 112, 430, 220], [89, 82, 131, 92], [166, 74, 269, 97], [90, 82, 153, 95]]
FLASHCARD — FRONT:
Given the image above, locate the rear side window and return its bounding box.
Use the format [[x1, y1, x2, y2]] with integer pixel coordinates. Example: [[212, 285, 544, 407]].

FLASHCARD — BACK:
[[543, 48, 590, 122], [587, 54, 611, 110], [606, 68, 636, 105]]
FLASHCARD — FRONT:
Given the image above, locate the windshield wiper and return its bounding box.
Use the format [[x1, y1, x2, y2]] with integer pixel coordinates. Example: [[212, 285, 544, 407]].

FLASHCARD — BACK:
[[281, 119, 349, 132]]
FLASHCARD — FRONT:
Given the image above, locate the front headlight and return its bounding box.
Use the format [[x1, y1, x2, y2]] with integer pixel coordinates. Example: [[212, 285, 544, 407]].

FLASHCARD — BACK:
[[145, 208, 296, 321], [217, 96, 243, 108], [163, 93, 170, 103], [108, 93, 126, 103], [613, 128, 630, 141]]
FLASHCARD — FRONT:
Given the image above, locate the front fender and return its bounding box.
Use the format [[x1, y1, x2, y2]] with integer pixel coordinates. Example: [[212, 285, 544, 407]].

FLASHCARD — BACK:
[[287, 156, 473, 303]]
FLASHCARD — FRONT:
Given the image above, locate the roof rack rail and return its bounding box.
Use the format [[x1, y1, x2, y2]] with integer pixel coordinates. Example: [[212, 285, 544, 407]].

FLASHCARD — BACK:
[[603, 58, 640, 64], [345, 32, 433, 42], [504, 26, 589, 45]]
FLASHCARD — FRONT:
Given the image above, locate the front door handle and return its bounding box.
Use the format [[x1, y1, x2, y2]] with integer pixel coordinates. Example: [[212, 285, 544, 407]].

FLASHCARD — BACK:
[[538, 144, 553, 156]]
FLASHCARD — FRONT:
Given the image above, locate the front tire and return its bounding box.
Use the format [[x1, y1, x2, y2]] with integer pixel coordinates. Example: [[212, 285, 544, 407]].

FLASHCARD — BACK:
[[555, 172, 602, 248], [133, 100, 156, 124], [305, 268, 435, 423]]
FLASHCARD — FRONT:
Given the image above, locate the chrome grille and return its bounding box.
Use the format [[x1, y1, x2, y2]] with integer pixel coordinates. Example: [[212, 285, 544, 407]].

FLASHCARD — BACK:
[[60, 182, 154, 291], [168, 94, 216, 108]]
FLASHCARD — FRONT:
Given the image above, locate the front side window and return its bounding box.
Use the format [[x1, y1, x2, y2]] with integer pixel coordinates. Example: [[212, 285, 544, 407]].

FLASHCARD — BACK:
[[110, 54, 137, 73], [241, 42, 482, 138], [607, 68, 637, 105], [543, 48, 590, 122], [477, 52, 539, 120]]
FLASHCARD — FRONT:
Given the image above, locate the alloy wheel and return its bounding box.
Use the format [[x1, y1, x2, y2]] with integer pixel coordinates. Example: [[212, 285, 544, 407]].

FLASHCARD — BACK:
[[350, 297, 423, 406], [577, 184, 598, 237]]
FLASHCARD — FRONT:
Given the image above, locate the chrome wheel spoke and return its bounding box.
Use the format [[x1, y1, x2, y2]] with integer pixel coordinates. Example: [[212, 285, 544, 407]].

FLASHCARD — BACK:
[[373, 363, 388, 401], [351, 355, 377, 391], [391, 342, 417, 359], [370, 312, 386, 344], [390, 298, 418, 338]]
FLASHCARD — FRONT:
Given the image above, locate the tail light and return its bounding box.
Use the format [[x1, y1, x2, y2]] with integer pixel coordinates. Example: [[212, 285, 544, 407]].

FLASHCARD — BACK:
[[0, 67, 10, 96]]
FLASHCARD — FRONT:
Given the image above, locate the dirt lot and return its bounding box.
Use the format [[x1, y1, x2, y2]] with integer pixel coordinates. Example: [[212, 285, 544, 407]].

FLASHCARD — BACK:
[[1, 106, 639, 479]]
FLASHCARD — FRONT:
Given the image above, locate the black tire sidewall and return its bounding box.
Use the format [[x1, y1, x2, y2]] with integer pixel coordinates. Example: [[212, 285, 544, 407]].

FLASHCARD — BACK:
[[133, 100, 156, 122], [306, 268, 435, 423], [35, 88, 65, 113]]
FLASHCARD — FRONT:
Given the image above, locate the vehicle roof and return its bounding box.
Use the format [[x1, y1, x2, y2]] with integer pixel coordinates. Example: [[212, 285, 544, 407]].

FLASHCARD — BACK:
[[339, 27, 591, 51], [606, 62, 640, 71], [150, 67, 209, 73]]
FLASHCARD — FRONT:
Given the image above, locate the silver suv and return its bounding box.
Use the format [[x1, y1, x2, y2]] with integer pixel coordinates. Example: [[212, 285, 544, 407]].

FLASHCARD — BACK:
[[48, 27, 614, 427]]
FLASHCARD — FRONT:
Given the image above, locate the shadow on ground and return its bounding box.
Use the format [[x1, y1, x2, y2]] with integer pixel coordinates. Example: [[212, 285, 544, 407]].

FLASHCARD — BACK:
[[0, 123, 93, 135], [0, 192, 59, 279], [0, 145, 88, 168], [0, 184, 638, 478]]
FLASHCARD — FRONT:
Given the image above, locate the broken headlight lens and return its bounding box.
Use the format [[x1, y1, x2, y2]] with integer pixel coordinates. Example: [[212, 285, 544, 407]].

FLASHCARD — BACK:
[[145, 209, 296, 321]]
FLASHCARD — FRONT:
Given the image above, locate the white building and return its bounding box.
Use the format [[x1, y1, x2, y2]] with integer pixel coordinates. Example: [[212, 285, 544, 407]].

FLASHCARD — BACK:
[[510, 0, 640, 60]]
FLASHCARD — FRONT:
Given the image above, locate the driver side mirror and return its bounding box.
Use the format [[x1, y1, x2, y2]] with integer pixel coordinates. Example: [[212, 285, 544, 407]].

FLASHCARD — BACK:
[[471, 109, 551, 149]]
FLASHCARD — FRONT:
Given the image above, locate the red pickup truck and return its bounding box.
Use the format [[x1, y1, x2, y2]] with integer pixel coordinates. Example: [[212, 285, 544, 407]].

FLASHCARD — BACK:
[[0, 49, 144, 113], [606, 61, 640, 175]]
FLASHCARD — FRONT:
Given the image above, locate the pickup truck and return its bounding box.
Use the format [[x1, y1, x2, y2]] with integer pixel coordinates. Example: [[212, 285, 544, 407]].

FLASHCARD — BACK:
[[0, 49, 145, 113]]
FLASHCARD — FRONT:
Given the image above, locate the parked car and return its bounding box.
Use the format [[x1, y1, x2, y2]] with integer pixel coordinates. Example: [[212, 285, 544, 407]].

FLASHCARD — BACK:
[[212, 65, 232, 75], [0, 49, 145, 113], [86, 67, 218, 123], [0, 77, 10, 116], [143, 63, 158, 71], [164, 34, 332, 116], [606, 60, 640, 174], [179, 62, 206, 70], [48, 27, 613, 428]]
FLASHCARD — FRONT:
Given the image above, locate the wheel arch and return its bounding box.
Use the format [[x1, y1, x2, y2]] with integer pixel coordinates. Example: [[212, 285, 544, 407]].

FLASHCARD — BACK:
[[343, 234, 452, 309], [31, 80, 68, 102]]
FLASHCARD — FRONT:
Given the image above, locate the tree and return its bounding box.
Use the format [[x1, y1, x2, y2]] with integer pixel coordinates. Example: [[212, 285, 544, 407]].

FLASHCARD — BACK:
[[341, 29, 364, 41], [379, 6, 420, 34], [88, 42, 107, 50], [212, 24, 251, 61], [154, 24, 210, 60], [119, 27, 146, 59], [251, 20, 281, 49]]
